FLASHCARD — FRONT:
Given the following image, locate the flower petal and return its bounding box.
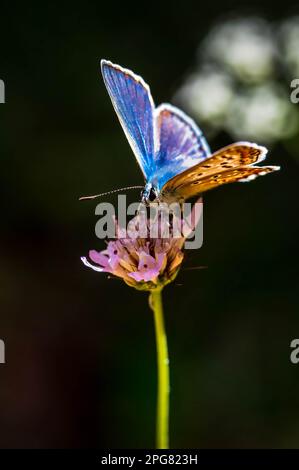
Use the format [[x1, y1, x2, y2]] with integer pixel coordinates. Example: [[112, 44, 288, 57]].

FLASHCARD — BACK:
[[156, 252, 167, 273], [89, 250, 110, 268], [106, 242, 122, 269], [137, 252, 157, 271], [128, 268, 160, 283]]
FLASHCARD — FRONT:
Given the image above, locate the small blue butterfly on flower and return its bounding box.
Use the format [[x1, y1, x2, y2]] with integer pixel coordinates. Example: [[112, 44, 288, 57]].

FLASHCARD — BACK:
[[89, 60, 280, 204]]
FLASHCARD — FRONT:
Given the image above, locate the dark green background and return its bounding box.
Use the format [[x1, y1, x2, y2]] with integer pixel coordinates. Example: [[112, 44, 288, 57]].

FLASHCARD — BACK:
[[0, 0, 298, 448]]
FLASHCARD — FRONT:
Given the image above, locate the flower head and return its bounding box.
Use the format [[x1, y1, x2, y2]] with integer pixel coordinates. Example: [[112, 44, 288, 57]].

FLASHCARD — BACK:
[[81, 202, 201, 291]]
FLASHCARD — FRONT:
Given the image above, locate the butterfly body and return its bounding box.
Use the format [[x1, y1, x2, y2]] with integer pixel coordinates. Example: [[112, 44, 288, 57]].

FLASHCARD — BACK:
[[99, 60, 280, 204]]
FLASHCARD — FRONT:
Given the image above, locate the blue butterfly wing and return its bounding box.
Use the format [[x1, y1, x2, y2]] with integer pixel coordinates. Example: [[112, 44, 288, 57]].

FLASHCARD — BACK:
[[151, 104, 211, 189], [101, 60, 156, 179]]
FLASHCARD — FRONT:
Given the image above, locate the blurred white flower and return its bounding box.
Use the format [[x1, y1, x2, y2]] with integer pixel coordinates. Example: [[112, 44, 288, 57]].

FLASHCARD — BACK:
[[225, 84, 298, 142], [175, 15, 299, 144], [201, 18, 276, 84], [280, 17, 299, 76], [174, 68, 234, 127]]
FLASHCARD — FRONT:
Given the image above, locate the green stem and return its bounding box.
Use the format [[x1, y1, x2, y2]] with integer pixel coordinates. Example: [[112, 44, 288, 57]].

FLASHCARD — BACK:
[[149, 288, 169, 449]]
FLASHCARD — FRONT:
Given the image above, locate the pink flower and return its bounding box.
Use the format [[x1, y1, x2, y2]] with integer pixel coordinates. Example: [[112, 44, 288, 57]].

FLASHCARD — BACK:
[[81, 201, 202, 291]]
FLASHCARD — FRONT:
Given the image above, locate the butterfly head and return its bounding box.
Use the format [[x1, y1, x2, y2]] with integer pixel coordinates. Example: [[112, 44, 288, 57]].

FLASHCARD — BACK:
[[141, 183, 159, 205]]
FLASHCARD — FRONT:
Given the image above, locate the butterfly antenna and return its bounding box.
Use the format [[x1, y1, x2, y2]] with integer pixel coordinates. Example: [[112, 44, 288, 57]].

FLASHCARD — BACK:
[[79, 185, 144, 201]]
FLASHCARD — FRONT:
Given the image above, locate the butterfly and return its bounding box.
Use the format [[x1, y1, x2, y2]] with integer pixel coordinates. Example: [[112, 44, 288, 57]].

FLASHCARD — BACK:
[[98, 59, 280, 204]]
